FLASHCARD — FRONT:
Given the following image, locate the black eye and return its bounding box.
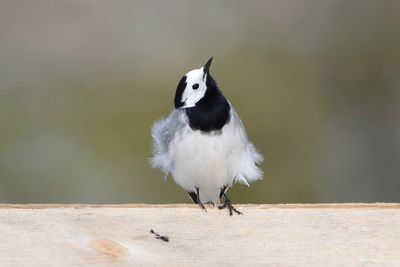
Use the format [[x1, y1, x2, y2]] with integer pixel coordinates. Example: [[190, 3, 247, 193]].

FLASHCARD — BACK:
[[192, 83, 199, 90]]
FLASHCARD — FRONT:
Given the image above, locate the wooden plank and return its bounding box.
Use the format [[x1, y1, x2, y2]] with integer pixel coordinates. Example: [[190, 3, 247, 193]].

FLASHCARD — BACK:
[[0, 204, 399, 266]]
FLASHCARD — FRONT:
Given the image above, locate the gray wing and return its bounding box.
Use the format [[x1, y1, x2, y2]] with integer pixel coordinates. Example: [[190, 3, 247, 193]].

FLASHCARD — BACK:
[[150, 109, 186, 175]]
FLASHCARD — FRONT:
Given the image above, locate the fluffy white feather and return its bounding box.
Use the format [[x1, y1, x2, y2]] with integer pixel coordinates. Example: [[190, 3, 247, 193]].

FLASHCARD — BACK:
[[151, 106, 263, 204]]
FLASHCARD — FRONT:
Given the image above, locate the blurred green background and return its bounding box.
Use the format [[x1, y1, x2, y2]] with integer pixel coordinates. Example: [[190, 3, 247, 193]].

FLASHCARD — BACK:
[[1, 1, 399, 204]]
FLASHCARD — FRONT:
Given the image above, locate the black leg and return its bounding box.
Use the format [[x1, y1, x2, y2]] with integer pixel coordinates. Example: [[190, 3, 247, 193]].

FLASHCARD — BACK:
[[196, 187, 207, 212], [186, 191, 198, 204], [218, 188, 242, 216], [219, 186, 227, 199]]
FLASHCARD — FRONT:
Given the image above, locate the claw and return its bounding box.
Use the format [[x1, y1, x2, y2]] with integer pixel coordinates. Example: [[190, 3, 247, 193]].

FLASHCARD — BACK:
[[218, 200, 243, 216], [196, 188, 207, 212], [218, 189, 243, 216], [199, 201, 207, 212]]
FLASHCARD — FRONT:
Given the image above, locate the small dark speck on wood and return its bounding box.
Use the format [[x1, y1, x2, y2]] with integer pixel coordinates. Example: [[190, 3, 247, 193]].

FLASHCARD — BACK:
[[150, 229, 169, 242]]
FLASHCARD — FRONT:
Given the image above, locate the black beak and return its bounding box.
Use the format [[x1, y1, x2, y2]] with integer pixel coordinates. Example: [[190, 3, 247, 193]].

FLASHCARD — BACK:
[[203, 57, 213, 78]]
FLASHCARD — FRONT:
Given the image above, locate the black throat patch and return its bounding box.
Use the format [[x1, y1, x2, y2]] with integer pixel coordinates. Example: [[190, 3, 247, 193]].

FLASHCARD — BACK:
[[184, 75, 231, 133], [174, 76, 187, 108]]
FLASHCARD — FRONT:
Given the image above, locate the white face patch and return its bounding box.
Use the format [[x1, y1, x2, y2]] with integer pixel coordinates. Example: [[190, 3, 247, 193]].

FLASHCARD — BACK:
[[179, 67, 208, 108]]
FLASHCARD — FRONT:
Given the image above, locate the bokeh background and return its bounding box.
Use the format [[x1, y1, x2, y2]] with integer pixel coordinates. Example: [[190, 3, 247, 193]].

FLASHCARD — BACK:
[[1, 1, 399, 204]]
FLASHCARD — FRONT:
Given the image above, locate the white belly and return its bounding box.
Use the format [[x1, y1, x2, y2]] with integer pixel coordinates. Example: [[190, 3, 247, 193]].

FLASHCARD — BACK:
[[169, 124, 242, 203]]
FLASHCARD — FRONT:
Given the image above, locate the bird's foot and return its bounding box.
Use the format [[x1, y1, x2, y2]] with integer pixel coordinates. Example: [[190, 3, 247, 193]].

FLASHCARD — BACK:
[[218, 200, 243, 216], [205, 201, 215, 207], [198, 201, 207, 212], [195, 187, 207, 212]]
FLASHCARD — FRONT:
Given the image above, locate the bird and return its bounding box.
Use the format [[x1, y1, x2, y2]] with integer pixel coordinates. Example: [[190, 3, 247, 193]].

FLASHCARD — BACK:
[[150, 58, 263, 215]]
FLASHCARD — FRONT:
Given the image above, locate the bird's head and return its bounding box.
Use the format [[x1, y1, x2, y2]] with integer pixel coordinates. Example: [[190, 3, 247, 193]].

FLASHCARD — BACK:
[[174, 57, 214, 109]]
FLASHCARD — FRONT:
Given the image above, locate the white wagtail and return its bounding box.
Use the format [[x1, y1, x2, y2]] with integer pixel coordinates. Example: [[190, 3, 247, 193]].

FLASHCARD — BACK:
[[151, 58, 263, 215]]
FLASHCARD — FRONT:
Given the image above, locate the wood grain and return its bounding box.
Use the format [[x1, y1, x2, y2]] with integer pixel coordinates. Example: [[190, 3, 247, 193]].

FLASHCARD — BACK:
[[0, 204, 399, 266]]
